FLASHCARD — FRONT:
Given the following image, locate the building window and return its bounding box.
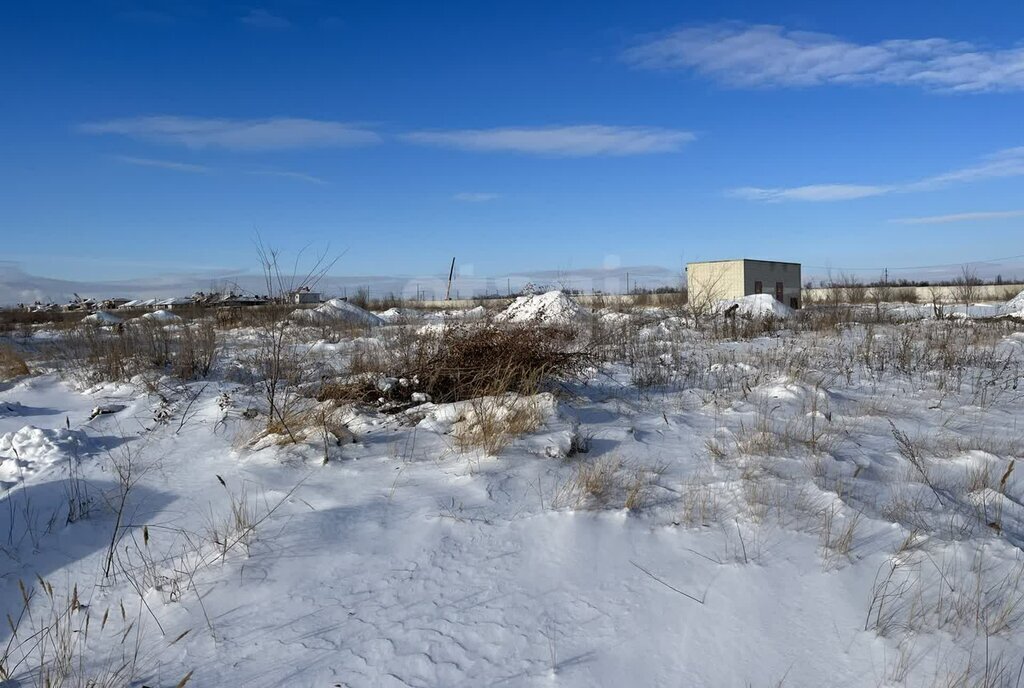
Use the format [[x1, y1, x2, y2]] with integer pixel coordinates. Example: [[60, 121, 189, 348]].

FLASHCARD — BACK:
[[775, 282, 784, 302], [754, 281, 763, 294]]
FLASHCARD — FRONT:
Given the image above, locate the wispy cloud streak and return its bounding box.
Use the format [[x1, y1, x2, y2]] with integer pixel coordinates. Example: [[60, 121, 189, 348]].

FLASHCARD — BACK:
[[81, 116, 380, 151], [625, 23, 1024, 93], [403, 125, 694, 156], [113, 155, 210, 173], [890, 209, 1024, 225], [729, 146, 1024, 202], [247, 170, 328, 185]]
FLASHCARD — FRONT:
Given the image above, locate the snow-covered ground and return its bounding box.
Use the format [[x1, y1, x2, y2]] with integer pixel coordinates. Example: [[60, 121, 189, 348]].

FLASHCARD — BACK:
[[2, 297, 1024, 686]]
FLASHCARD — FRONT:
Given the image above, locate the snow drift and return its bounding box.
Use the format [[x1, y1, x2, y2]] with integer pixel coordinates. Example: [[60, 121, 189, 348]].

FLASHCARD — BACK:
[[140, 309, 183, 323], [0, 425, 86, 486], [375, 307, 422, 323], [81, 311, 122, 326], [291, 298, 385, 327], [1002, 289, 1024, 318], [717, 294, 794, 319]]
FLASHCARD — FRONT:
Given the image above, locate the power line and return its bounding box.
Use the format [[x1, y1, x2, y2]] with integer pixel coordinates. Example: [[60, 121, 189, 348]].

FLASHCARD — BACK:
[[803, 253, 1024, 272]]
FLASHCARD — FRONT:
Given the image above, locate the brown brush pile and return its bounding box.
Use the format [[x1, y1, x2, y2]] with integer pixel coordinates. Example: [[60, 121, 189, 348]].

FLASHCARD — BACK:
[[319, 323, 596, 408]]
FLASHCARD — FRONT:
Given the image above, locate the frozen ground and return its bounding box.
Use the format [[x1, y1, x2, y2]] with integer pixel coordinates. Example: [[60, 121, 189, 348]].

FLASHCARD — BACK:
[[1, 299, 1024, 687]]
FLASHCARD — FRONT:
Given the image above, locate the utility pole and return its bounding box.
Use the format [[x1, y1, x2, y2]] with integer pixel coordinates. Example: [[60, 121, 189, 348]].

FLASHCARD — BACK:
[[444, 257, 456, 301]]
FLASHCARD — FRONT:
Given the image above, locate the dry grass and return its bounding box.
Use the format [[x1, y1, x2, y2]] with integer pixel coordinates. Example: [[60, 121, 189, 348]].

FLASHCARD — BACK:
[[49, 320, 218, 384], [819, 503, 861, 565], [248, 400, 353, 456], [452, 394, 546, 455], [866, 539, 1024, 643], [0, 342, 30, 379], [553, 456, 665, 511], [678, 477, 724, 527], [0, 577, 193, 688]]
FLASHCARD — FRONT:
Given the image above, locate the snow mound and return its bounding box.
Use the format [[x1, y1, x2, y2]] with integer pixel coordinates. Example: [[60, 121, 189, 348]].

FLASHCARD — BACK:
[[416, 322, 447, 336], [291, 299, 385, 327], [0, 425, 87, 486], [718, 294, 794, 319], [423, 306, 488, 322], [1002, 289, 1024, 318], [496, 291, 588, 325], [375, 307, 422, 323], [599, 311, 634, 326], [82, 311, 123, 326], [140, 309, 183, 323]]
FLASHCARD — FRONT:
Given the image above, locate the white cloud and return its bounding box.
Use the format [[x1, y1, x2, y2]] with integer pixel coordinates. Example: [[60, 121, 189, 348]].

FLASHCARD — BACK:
[[890, 209, 1024, 225], [902, 146, 1024, 190], [624, 23, 1024, 93], [248, 170, 328, 185], [453, 192, 499, 202], [113, 155, 210, 173], [81, 116, 380, 151], [403, 125, 694, 156], [729, 184, 889, 202], [730, 146, 1024, 202], [240, 9, 290, 29]]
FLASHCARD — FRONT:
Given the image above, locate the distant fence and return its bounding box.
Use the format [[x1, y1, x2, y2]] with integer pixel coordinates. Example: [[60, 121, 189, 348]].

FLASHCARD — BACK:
[[406, 292, 684, 310], [803, 283, 1024, 304], [405, 283, 1024, 311]]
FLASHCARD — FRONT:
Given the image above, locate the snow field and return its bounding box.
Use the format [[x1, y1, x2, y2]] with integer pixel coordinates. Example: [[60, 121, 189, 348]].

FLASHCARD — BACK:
[[0, 296, 1023, 686]]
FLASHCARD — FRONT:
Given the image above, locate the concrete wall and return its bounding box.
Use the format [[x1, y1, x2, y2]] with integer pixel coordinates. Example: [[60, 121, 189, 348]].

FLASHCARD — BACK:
[[803, 283, 1024, 305], [399, 283, 1023, 311], [743, 260, 802, 308], [685, 260, 746, 306], [405, 293, 684, 311]]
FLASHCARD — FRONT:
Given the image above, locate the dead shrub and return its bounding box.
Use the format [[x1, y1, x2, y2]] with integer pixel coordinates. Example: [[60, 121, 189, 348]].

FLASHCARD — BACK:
[[173, 321, 218, 380], [321, 323, 596, 407], [50, 320, 218, 384], [421, 325, 593, 402]]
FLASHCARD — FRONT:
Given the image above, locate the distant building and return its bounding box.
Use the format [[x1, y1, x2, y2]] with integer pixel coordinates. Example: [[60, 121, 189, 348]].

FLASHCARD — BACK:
[[119, 298, 158, 310], [216, 293, 267, 308], [154, 297, 193, 310], [686, 259, 802, 309], [291, 289, 322, 305]]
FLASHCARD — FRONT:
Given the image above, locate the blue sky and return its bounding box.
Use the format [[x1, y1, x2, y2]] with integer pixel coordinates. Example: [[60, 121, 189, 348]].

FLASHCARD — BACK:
[[3, 0, 1024, 298]]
